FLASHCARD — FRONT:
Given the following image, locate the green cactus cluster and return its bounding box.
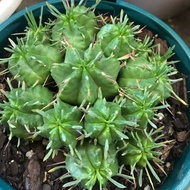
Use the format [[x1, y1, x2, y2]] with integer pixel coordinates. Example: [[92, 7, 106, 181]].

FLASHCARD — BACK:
[[0, 0, 186, 189]]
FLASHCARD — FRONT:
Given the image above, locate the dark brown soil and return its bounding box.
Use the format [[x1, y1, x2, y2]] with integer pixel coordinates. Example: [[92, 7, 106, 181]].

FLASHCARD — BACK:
[[0, 28, 190, 190]]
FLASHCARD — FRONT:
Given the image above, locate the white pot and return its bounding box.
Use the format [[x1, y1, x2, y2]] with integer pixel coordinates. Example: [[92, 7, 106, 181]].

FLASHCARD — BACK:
[[0, 0, 23, 24], [117, 0, 190, 19]]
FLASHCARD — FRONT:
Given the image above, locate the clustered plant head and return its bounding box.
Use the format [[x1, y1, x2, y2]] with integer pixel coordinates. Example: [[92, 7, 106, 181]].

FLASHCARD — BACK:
[[0, 0, 187, 189]]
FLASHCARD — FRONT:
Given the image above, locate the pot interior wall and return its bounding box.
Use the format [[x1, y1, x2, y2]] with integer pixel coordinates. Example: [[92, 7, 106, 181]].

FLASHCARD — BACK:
[[0, 0, 190, 189]]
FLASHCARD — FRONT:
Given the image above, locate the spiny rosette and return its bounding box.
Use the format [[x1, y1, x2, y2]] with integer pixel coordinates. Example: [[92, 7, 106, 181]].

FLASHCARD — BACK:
[[0, 83, 53, 141], [97, 9, 140, 58], [118, 48, 180, 103], [84, 98, 136, 145], [51, 43, 120, 105], [36, 98, 83, 160], [3, 38, 62, 87], [48, 0, 98, 51], [64, 140, 127, 190], [117, 128, 168, 189], [116, 87, 168, 129]]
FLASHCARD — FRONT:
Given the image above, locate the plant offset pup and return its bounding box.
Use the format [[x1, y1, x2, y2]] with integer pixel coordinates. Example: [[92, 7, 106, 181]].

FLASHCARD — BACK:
[[0, 0, 187, 189]]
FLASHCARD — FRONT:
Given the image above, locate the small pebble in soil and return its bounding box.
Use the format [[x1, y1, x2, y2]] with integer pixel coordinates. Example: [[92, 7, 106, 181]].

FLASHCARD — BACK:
[[26, 150, 35, 159], [144, 185, 151, 190], [166, 162, 171, 168]]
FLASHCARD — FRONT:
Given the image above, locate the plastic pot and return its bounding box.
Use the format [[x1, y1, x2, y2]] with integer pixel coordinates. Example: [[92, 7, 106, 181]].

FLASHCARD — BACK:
[[0, 178, 14, 190], [0, 0, 190, 189]]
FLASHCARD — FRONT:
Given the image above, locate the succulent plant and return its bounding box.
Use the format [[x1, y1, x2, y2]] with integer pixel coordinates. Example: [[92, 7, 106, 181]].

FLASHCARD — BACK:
[[36, 98, 83, 160], [116, 127, 169, 189], [118, 46, 186, 104], [51, 43, 120, 105], [97, 9, 140, 58], [118, 48, 175, 101], [0, 81, 53, 143], [84, 98, 134, 145], [0, 0, 186, 189], [47, 0, 98, 51], [116, 87, 168, 128], [0, 9, 63, 87], [65, 141, 119, 189], [6, 39, 62, 86], [54, 140, 133, 190]]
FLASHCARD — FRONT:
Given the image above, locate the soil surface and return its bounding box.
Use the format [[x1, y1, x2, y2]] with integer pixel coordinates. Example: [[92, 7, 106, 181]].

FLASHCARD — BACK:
[[0, 17, 190, 190]]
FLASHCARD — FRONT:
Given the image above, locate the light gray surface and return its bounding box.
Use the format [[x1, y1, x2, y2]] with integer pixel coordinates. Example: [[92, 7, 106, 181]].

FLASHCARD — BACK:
[[117, 0, 190, 19]]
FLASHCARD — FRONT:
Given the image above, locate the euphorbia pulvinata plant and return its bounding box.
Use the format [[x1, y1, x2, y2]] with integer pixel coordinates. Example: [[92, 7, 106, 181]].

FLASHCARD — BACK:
[[0, 0, 187, 189]]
